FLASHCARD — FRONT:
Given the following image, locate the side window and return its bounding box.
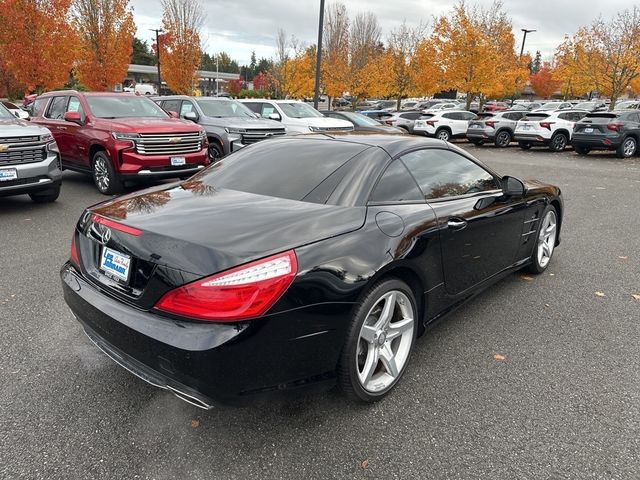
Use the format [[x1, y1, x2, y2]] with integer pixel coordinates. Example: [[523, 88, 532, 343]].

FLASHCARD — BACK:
[[261, 104, 276, 117], [162, 100, 181, 114], [369, 160, 424, 203], [462, 112, 476, 121], [45, 96, 68, 120], [180, 100, 195, 116], [242, 102, 260, 114], [558, 112, 571, 121], [402, 112, 422, 120], [66, 97, 85, 120], [573, 112, 587, 122], [401, 149, 499, 200], [32, 98, 49, 117], [442, 112, 456, 120]]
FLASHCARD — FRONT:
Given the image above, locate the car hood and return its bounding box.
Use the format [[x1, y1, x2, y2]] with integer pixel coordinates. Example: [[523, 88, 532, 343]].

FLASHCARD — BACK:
[[89, 181, 366, 275], [0, 118, 50, 135], [201, 116, 284, 129], [97, 117, 203, 133]]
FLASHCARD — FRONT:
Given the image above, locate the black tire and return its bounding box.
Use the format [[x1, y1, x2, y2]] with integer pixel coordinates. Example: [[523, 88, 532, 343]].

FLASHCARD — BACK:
[[574, 144, 591, 155], [494, 130, 512, 148], [338, 278, 418, 403], [92, 151, 123, 195], [525, 205, 558, 274], [616, 136, 637, 158], [549, 132, 568, 152], [469, 139, 485, 146], [435, 128, 451, 142], [518, 141, 532, 150], [208, 141, 224, 162], [28, 184, 60, 203]]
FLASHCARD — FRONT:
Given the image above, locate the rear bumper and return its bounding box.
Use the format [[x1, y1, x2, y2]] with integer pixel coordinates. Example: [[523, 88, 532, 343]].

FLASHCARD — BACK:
[[466, 128, 495, 140], [61, 263, 348, 406], [0, 153, 62, 196], [514, 133, 550, 145], [571, 135, 621, 149]]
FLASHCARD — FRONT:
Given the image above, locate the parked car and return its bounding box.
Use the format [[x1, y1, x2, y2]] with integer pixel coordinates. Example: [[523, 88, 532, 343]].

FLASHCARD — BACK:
[[613, 100, 640, 110], [31, 91, 209, 194], [322, 111, 404, 134], [2, 101, 29, 120], [61, 134, 563, 407], [532, 101, 573, 112], [333, 97, 351, 108], [413, 110, 477, 141], [574, 101, 607, 112], [123, 83, 157, 95], [482, 101, 509, 112], [368, 100, 397, 111], [385, 111, 425, 133], [572, 110, 640, 158], [240, 99, 353, 134], [155, 95, 285, 160], [0, 102, 62, 202], [508, 103, 530, 111], [412, 99, 446, 111], [514, 110, 588, 151], [466, 110, 528, 147], [357, 110, 395, 123], [423, 102, 462, 114], [400, 100, 420, 111]]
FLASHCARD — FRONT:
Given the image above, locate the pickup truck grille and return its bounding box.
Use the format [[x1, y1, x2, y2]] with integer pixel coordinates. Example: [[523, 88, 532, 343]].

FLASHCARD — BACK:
[[312, 126, 354, 133], [241, 129, 286, 145], [136, 132, 202, 156], [0, 136, 48, 166]]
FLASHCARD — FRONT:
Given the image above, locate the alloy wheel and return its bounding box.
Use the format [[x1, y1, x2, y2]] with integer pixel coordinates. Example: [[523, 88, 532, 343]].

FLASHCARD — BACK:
[[537, 210, 557, 269], [437, 130, 450, 141], [208, 144, 222, 161], [356, 290, 415, 393], [552, 134, 567, 151], [496, 131, 511, 147], [623, 138, 636, 157], [94, 157, 110, 192]]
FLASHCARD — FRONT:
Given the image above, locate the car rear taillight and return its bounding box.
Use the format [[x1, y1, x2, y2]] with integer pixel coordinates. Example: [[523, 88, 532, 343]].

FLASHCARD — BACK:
[[92, 214, 142, 236], [426, 120, 438, 127], [539, 121, 555, 130], [70, 232, 80, 268], [384, 120, 393, 126], [607, 123, 624, 132], [155, 250, 298, 322], [485, 121, 496, 128]]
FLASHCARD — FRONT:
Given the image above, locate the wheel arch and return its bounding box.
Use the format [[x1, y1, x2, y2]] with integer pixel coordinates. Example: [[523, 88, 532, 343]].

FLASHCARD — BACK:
[[552, 128, 571, 139], [549, 198, 562, 246], [89, 143, 107, 163]]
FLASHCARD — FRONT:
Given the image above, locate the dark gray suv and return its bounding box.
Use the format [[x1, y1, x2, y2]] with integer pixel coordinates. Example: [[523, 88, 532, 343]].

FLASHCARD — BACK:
[[155, 96, 286, 160], [466, 110, 528, 147], [0, 102, 62, 202]]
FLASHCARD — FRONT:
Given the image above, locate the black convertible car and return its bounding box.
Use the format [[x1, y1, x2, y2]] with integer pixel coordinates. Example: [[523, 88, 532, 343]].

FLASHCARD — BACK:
[[61, 134, 563, 407]]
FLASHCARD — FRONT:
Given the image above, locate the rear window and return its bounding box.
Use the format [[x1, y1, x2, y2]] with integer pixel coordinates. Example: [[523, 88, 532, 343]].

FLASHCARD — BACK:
[[586, 113, 618, 119], [195, 139, 367, 203], [522, 113, 550, 121], [477, 112, 495, 118]]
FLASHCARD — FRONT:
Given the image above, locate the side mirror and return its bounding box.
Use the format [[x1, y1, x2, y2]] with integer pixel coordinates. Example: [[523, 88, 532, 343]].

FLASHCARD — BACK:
[[502, 176, 526, 197], [168, 111, 179, 119], [64, 111, 83, 125], [183, 111, 199, 122], [268, 112, 281, 121]]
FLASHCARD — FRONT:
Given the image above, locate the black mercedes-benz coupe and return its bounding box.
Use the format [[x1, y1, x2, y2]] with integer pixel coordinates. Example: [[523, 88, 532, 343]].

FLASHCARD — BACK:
[[61, 134, 563, 407]]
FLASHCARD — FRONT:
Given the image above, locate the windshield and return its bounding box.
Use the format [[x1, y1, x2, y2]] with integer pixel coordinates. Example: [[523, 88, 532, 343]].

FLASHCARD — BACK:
[[196, 99, 256, 118], [540, 102, 561, 109], [86, 96, 168, 119], [343, 112, 382, 127], [277, 102, 323, 118], [575, 102, 596, 109], [0, 103, 13, 119], [614, 101, 638, 110]]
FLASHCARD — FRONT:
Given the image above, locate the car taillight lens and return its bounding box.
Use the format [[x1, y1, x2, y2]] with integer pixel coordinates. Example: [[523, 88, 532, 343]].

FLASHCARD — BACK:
[[426, 120, 438, 126], [70, 232, 80, 268], [155, 250, 298, 322], [485, 121, 496, 128], [92, 214, 142, 236], [607, 123, 624, 132], [539, 122, 554, 130]]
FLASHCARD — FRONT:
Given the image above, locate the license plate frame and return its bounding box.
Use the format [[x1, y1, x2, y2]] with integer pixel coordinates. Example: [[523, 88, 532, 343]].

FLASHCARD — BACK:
[[0, 168, 18, 182], [584, 128, 593, 133], [171, 156, 186, 166], [99, 247, 131, 283]]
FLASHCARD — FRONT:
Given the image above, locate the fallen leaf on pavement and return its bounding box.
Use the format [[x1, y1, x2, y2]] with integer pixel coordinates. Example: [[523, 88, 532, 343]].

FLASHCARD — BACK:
[[191, 420, 200, 428], [520, 276, 533, 281], [493, 354, 506, 361], [544, 304, 550, 307], [632, 294, 640, 301], [549, 273, 555, 276], [619, 256, 628, 260], [361, 459, 369, 470], [595, 292, 606, 297]]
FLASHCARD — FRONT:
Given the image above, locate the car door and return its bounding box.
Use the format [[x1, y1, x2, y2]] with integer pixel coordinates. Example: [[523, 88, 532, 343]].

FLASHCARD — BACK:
[[400, 147, 526, 295], [42, 96, 72, 160], [59, 96, 88, 166], [445, 112, 467, 135]]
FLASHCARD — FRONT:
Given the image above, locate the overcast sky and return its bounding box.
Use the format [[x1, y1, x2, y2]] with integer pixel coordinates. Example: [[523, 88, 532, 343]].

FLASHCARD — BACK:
[[131, 0, 633, 67]]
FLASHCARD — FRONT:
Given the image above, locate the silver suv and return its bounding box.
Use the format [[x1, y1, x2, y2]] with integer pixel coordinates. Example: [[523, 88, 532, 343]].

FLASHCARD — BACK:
[[0, 102, 62, 202], [155, 96, 286, 160], [466, 110, 528, 148]]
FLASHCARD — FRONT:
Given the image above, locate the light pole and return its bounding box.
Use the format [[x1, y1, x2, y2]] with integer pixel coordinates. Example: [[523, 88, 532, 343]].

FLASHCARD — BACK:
[[520, 29, 536, 57], [313, 0, 325, 110], [151, 28, 163, 96], [216, 55, 219, 96]]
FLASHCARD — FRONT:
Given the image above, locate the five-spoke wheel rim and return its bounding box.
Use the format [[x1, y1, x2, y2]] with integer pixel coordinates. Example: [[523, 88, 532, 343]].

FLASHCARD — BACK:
[[537, 210, 557, 268], [552, 134, 567, 151], [623, 138, 636, 157], [94, 157, 109, 192], [437, 130, 450, 141], [356, 290, 415, 393], [497, 131, 510, 147]]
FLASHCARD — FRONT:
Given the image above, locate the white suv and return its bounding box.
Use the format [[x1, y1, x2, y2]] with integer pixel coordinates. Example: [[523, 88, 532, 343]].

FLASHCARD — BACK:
[[240, 99, 353, 134], [413, 110, 477, 141], [423, 102, 461, 114], [514, 110, 588, 152]]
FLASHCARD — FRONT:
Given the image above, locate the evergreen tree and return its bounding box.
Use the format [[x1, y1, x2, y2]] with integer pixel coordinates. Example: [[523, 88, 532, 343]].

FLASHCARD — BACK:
[[131, 38, 157, 66]]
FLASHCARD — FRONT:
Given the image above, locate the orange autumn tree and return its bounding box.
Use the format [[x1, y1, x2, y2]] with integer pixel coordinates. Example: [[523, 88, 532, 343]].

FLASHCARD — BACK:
[[0, 0, 77, 94], [160, 0, 204, 94], [73, 0, 136, 91], [553, 34, 594, 99], [410, 40, 441, 98], [530, 62, 560, 98]]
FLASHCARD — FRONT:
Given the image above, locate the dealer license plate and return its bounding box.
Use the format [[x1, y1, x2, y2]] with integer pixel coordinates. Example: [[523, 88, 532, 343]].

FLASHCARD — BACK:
[[0, 168, 18, 181], [584, 128, 593, 133], [99, 247, 131, 282], [171, 156, 186, 166]]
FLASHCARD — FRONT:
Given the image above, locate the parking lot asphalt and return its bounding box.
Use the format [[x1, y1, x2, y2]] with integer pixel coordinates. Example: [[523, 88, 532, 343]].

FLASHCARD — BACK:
[[1, 144, 639, 480]]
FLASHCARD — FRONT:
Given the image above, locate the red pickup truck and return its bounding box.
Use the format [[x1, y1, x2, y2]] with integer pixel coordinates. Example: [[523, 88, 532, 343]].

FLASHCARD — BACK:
[[31, 91, 209, 194]]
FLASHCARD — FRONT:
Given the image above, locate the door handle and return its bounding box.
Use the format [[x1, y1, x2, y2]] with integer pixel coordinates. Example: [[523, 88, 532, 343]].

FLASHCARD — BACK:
[[58, 126, 67, 130], [448, 218, 468, 231]]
